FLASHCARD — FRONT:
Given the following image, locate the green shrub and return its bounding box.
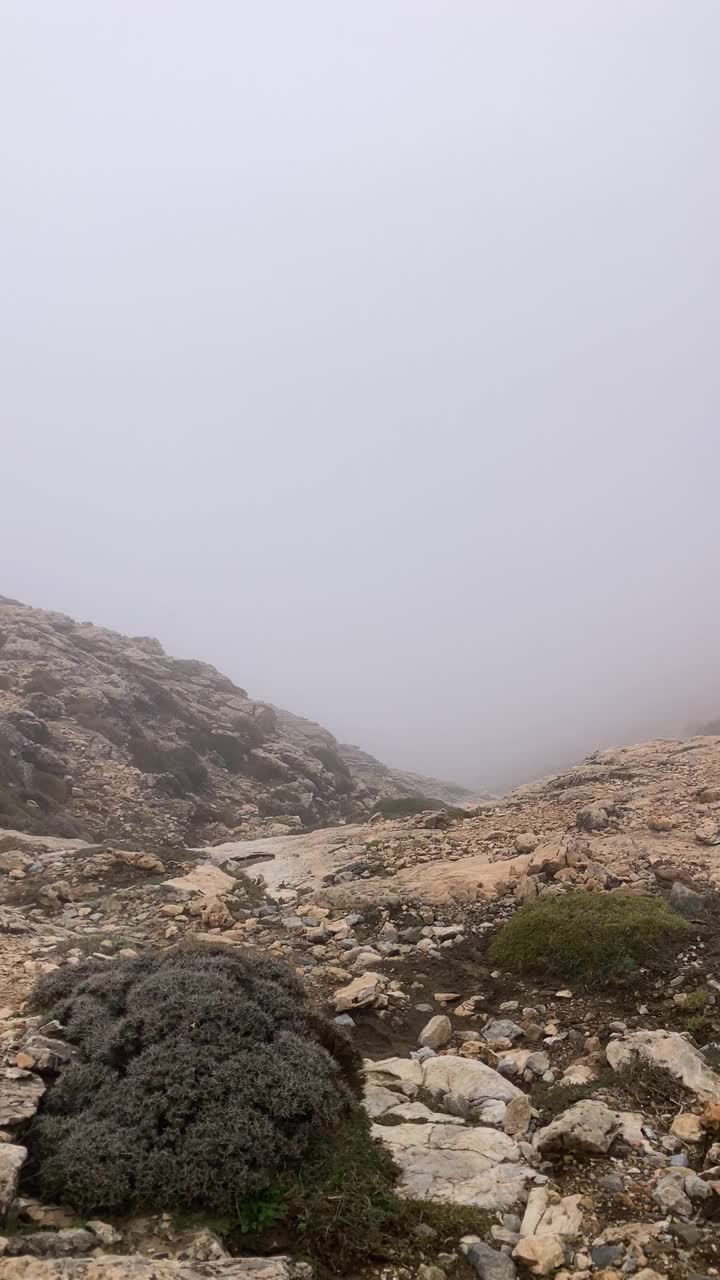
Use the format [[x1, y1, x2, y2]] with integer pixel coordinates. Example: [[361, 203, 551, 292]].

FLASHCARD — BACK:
[[26, 945, 363, 1216], [488, 891, 690, 983]]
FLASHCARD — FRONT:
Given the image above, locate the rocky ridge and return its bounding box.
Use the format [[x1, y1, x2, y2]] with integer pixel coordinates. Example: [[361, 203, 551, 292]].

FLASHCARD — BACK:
[[0, 597, 474, 848]]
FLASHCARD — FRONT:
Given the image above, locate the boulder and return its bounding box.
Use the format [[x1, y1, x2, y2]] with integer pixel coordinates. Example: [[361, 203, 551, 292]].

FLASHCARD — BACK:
[[606, 1030, 720, 1102], [423, 1055, 524, 1107], [364, 1057, 423, 1093], [575, 806, 609, 832], [534, 1100, 620, 1156], [419, 1015, 452, 1050], [527, 843, 567, 876], [514, 833, 539, 855], [669, 881, 707, 916], [5, 1229, 97, 1257], [373, 1121, 534, 1211]]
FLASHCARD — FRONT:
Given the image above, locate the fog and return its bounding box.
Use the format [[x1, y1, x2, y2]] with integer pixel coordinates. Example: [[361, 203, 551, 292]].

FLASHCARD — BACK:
[[2, 2, 719, 791]]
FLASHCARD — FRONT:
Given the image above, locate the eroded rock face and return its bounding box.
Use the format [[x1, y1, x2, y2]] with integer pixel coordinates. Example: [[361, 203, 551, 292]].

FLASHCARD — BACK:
[[606, 1030, 720, 1102], [0, 1143, 26, 1217], [0, 1069, 45, 1128], [373, 1121, 534, 1210]]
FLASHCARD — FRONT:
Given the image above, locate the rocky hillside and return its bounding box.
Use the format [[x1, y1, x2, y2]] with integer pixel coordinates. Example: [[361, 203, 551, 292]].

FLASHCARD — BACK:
[[1, 735, 720, 1277], [0, 597, 473, 847], [1, 734, 720, 1276]]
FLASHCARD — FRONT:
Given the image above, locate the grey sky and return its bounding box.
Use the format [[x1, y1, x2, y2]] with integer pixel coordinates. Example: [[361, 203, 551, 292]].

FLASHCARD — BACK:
[[2, 2, 719, 790]]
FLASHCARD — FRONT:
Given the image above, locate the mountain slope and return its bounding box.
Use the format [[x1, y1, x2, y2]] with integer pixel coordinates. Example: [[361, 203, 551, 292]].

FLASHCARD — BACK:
[[0, 596, 471, 846]]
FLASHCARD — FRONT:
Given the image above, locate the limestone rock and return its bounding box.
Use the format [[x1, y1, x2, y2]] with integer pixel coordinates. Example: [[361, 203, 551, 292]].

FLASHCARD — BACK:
[[0, 1070, 45, 1128], [670, 1112, 704, 1143], [504, 1094, 532, 1137], [534, 1101, 620, 1156], [419, 1015, 452, 1050], [5, 1229, 96, 1257], [364, 1057, 423, 1093], [606, 1030, 720, 1102], [513, 1235, 566, 1275], [422, 1055, 524, 1107], [334, 972, 384, 1012], [575, 806, 609, 832], [0, 1258, 312, 1279], [0, 1145, 25, 1218], [373, 1120, 534, 1210]]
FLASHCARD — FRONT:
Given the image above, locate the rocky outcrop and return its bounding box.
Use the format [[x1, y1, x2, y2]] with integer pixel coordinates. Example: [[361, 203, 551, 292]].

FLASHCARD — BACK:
[[0, 1259, 311, 1279], [0, 598, 467, 846]]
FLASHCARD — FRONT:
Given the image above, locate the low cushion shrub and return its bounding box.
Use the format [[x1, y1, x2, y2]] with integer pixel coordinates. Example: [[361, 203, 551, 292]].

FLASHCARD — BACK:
[[488, 890, 690, 982], [26, 944, 362, 1216]]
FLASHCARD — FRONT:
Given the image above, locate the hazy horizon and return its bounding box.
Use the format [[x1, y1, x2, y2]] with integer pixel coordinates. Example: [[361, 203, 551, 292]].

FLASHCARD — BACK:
[[2, 3, 719, 792]]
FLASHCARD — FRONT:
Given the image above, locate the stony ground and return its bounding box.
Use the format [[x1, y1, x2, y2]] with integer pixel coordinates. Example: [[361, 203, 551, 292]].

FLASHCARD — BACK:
[[1, 734, 720, 1278]]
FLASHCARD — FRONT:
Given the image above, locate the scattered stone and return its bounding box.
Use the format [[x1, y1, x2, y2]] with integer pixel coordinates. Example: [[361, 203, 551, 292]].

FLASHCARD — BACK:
[[591, 1247, 626, 1268], [695, 819, 720, 845], [484, 1019, 524, 1044], [333, 972, 384, 1012], [419, 1016, 453, 1050], [534, 1101, 620, 1156], [653, 1174, 692, 1218], [464, 1238, 518, 1280], [670, 1112, 704, 1143], [513, 1235, 566, 1275], [504, 1094, 532, 1137], [669, 882, 707, 916]]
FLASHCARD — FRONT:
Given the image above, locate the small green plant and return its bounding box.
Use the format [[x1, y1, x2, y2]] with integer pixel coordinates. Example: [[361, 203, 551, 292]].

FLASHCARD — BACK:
[[237, 1188, 287, 1234], [231, 1111, 488, 1273], [489, 891, 690, 983]]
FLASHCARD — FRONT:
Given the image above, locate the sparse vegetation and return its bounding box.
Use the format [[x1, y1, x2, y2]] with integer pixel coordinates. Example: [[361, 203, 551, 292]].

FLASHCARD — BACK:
[[128, 735, 209, 793], [272, 1112, 488, 1272], [489, 890, 690, 983], [374, 794, 444, 818], [25, 945, 363, 1217]]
